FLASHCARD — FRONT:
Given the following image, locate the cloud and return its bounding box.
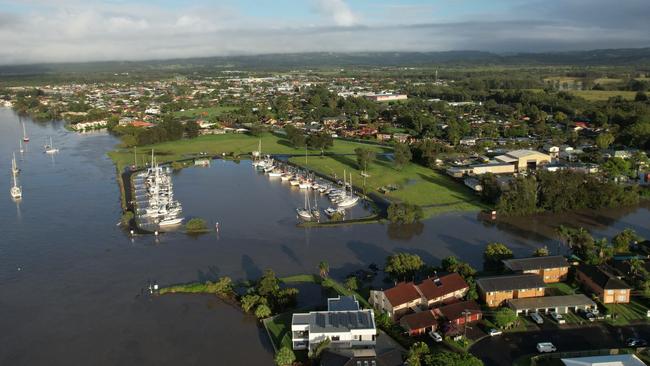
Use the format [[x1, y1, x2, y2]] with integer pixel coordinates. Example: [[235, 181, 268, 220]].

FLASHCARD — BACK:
[[0, 0, 648, 65], [313, 0, 357, 26]]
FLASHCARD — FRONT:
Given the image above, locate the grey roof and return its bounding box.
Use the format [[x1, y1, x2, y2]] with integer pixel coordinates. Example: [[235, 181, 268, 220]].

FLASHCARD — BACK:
[[476, 274, 545, 292], [503, 256, 569, 272], [292, 313, 311, 325], [328, 296, 360, 312], [577, 265, 631, 290], [508, 294, 596, 311], [308, 309, 375, 333], [561, 354, 647, 366]]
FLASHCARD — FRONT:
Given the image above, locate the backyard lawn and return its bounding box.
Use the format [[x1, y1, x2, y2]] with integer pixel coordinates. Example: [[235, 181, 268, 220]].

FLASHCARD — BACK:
[[289, 154, 485, 217], [605, 300, 649, 326], [569, 90, 638, 101]]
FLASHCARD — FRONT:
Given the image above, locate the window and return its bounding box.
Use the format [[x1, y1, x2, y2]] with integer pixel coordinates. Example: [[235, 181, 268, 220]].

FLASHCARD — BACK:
[[607, 290, 614, 294], [618, 295, 627, 302], [332, 336, 340, 341]]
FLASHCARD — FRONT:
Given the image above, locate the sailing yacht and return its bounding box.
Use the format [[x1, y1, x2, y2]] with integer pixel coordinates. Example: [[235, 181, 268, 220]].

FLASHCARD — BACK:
[[19, 140, 24, 154], [11, 153, 20, 176], [10, 163, 22, 199], [22, 121, 29, 142], [45, 137, 59, 154], [337, 173, 359, 208], [296, 189, 313, 220]]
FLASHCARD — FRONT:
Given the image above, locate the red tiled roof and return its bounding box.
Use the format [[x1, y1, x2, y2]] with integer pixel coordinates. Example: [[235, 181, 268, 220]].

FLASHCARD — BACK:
[[130, 121, 155, 128], [400, 310, 438, 331], [417, 273, 469, 301], [434, 300, 482, 322], [383, 282, 421, 307]]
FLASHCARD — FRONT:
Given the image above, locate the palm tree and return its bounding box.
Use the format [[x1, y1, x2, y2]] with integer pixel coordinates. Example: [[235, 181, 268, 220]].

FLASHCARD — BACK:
[[318, 261, 330, 279], [628, 258, 645, 278], [556, 225, 573, 253]]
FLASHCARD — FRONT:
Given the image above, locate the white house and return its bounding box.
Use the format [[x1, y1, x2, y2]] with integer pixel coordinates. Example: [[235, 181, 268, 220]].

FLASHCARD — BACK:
[[291, 296, 376, 351]]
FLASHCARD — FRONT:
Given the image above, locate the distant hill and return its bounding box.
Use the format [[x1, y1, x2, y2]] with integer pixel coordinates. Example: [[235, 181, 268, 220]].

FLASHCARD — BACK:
[[1, 48, 650, 77]]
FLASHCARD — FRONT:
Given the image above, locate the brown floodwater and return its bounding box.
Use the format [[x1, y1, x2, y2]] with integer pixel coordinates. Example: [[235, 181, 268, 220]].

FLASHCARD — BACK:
[[0, 108, 648, 365]]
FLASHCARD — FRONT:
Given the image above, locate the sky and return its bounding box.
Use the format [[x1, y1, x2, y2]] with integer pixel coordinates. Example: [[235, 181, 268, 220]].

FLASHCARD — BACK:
[[0, 0, 648, 65]]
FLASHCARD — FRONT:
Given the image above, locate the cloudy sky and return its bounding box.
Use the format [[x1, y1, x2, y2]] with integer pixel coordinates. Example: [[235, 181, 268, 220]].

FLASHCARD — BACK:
[[0, 0, 648, 65]]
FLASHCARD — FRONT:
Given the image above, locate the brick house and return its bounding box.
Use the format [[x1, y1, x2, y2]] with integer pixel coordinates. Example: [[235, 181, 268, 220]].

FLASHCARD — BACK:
[[575, 265, 631, 304], [433, 300, 482, 326], [476, 274, 546, 307], [399, 310, 439, 336], [370, 273, 469, 319], [502, 256, 570, 283]]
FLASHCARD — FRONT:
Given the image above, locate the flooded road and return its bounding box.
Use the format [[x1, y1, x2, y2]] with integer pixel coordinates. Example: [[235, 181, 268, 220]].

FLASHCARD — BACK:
[[0, 108, 648, 365]]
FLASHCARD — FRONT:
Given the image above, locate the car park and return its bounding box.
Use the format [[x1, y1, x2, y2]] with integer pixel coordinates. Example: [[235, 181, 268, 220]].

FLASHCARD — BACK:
[[536, 342, 557, 353]]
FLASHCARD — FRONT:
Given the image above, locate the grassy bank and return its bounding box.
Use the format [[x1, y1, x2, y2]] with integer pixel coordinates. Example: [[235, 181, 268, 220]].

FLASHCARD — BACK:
[[173, 106, 239, 119], [569, 90, 638, 101], [107, 132, 390, 171], [288, 154, 485, 217]]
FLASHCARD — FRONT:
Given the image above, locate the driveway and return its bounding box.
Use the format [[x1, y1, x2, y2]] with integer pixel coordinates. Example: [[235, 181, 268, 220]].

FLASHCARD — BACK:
[[470, 323, 650, 366]]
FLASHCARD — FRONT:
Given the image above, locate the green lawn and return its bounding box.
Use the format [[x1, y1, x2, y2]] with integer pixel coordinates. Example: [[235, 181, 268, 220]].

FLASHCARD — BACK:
[[546, 282, 577, 296], [263, 311, 294, 350], [108, 132, 390, 171], [288, 154, 485, 217], [569, 90, 638, 101], [605, 300, 649, 325], [173, 106, 239, 119]]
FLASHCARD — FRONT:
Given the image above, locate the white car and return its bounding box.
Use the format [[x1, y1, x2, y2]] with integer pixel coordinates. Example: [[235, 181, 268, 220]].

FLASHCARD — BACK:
[[530, 312, 544, 325], [488, 329, 503, 336], [550, 311, 566, 324], [536, 342, 557, 353], [428, 331, 443, 342]]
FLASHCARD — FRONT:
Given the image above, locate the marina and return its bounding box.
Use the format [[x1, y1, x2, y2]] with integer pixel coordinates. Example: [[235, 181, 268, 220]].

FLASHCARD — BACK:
[[1, 109, 650, 365]]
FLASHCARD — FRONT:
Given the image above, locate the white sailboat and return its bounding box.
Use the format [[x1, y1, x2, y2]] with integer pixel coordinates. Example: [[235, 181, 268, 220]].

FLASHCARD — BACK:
[[11, 153, 20, 176], [296, 189, 314, 220], [10, 161, 22, 199], [45, 137, 59, 154], [337, 172, 359, 208], [19, 140, 24, 154]]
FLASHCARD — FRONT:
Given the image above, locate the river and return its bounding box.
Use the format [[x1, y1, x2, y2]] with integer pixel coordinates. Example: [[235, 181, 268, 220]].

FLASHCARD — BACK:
[[0, 108, 648, 365]]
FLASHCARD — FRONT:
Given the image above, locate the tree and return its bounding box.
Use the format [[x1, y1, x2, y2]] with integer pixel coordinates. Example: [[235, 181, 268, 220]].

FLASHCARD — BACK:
[[254, 304, 272, 319], [406, 342, 430, 366], [425, 352, 483, 366], [595, 132, 615, 150], [309, 339, 331, 360], [355, 147, 376, 171], [533, 246, 549, 257], [483, 243, 513, 271], [285, 125, 305, 147], [612, 228, 640, 254], [385, 252, 424, 280], [344, 276, 358, 291], [602, 157, 633, 179], [387, 203, 423, 224], [257, 269, 280, 297], [274, 346, 296, 366], [185, 218, 208, 233], [494, 308, 518, 329], [394, 142, 412, 169], [241, 294, 264, 313], [307, 132, 333, 154], [185, 120, 200, 138], [441, 256, 477, 279], [318, 261, 330, 279]]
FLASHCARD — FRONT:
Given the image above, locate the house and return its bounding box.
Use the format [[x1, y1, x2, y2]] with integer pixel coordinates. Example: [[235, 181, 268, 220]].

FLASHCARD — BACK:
[[291, 296, 376, 351], [433, 300, 482, 326], [476, 274, 546, 307], [508, 294, 596, 315], [399, 310, 439, 336], [392, 133, 410, 144], [575, 265, 631, 304], [365, 93, 408, 102], [561, 354, 647, 366], [376, 133, 392, 142], [494, 150, 552, 172], [369, 273, 469, 319], [502, 256, 570, 283], [320, 348, 404, 366], [459, 137, 477, 146]]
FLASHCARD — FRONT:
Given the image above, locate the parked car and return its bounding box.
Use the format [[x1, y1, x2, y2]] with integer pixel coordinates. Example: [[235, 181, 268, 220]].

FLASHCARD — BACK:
[[627, 338, 648, 347], [530, 312, 544, 324], [428, 331, 443, 342], [536, 342, 557, 353], [550, 311, 566, 324], [488, 329, 503, 337]]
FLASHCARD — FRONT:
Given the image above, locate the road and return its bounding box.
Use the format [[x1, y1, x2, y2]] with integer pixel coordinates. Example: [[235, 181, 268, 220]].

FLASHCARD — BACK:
[[470, 323, 650, 366]]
